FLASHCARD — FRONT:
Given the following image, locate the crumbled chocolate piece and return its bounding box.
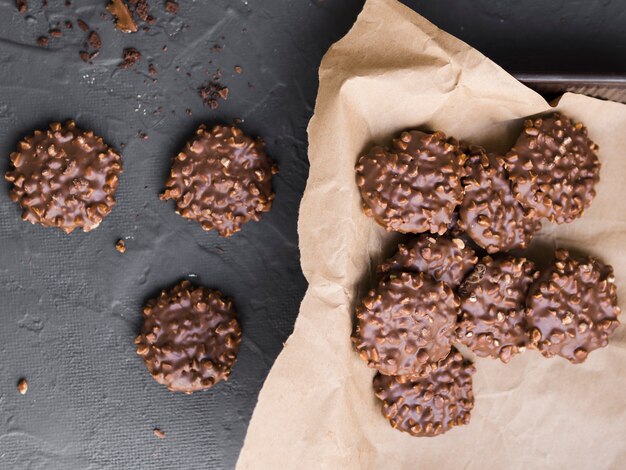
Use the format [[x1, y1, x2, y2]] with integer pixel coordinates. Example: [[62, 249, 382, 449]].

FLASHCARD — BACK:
[[37, 36, 49, 47], [135, 280, 242, 393], [198, 82, 228, 109], [17, 378, 28, 395], [115, 239, 126, 253], [49, 28, 62, 38], [148, 63, 157, 76], [5, 121, 123, 233], [352, 271, 459, 376], [107, 0, 138, 33], [119, 47, 141, 68], [87, 31, 101, 50], [356, 130, 467, 234], [16, 0, 27, 13], [457, 255, 538, 363], [64, 20, 73, 29], [161, 125, 277, 237], [526, 249, 620, 363], [153, 428, 166, 439], [459, 145, 540, 253], [165, 0, 179, 14], [503, 113, 600, 224], [373, 348, 475, 437], [77, 19, 90, 32], [378, 235, 477, 288], [234, 66, 242, 74]]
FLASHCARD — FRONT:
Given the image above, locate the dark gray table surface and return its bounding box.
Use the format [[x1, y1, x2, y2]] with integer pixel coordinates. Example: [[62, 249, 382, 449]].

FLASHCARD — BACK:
[[0, 1, 624, 469]]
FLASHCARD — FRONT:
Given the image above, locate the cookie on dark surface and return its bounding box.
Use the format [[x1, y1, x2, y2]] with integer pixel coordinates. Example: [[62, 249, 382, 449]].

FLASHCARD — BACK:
[[373, 348, 475, 437], [161, 124, 278, 237], [378, 235, 477, 288], [459, 145, 540, 253], [135, 280, 242, 393], [503, 113, 600, 224], [526, 249, 620, 364], [5, 121, 122, 233], [352, 271, 459, 376], [457, 255, 538, 363], [356, 130, 466, 235]]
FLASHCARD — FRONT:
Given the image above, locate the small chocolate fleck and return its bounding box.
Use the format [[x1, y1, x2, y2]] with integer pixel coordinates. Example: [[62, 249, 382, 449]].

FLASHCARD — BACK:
[[49, 28, 62, 38], [153, 428, 166, 439], [77, 19, 90, 32], [17, 378, 28, 395], [37, 36, 49, 47], [234, 65, 242, 74], [65, 20, 73, 29], [16, 0, 27, 13], [115, 239, 126, 253], [87, 31, 101, 50], [198, 82, 228, 108], [119, 47, 141, 69], [148, 63, 157, 77], [165, 0, 179, 14]]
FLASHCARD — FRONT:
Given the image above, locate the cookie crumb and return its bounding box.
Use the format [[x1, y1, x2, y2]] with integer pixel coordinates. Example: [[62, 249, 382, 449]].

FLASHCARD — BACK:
[[115, 239, 126, 253], [153, 428, 166, 439], [17, 378, 28, 395]]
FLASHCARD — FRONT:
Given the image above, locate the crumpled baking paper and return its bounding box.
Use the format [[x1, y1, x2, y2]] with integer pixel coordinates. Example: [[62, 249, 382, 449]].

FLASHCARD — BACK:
[[237, 0, 626, 468]]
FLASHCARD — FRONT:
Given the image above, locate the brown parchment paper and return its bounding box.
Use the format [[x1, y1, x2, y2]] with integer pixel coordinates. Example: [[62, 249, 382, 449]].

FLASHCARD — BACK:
[[237, 0, 626, 468]]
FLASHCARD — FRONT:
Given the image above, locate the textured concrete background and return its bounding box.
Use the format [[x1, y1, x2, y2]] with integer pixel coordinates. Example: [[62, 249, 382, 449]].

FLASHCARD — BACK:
[[0, 1, 623, 468]]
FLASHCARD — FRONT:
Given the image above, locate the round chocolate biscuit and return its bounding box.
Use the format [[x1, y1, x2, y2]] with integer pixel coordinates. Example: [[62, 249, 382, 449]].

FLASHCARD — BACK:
[[457, 255, 538, 363], [355, 130, 466, 235], [503, 113, 600, 224], [373, 348, 475, 437], [135, 280, 242, 393], [4, 121, 122, 233], [526, 249, 620, 364], [378, 235, 477, 288], [459, 146, 540, 253], [161, 124, 278, 237], [352, 271, 459, 376]]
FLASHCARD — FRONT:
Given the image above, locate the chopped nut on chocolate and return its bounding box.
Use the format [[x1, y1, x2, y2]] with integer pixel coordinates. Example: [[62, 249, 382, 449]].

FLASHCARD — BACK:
[[161, 125, 277, 237], [352, 271, 459, 376], [135, 280, 241, 393], [356, 130, 467, 234], [526, 249, 620, 363], [503, 113, 600, 224], [373, 348, 474, 437]]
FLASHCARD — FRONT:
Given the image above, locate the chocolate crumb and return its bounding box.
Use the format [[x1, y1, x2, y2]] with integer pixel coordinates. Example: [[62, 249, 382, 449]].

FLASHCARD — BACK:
[[119, 47, 141, 69], [79, 51, 90, 62], [162, 45, 168, 52], [211, 44, 223, 53], [199, 82, 228, 108], [107, 0, 138, 33], [165, 0, 179, 14], [16, 0, 27, 13], [37, 36, 49, 47], [153, 428, 166, 439], [17, 378, 28, 395], [87, 31, 101, 50], [148, 64, 157, 76], [77, 19, 89, 32], [115, 239, 126, 253], [185, 108, 192, 116], [64, 20, 73, 29], [234, 66, 242, 74], [135, 0, 150, 21], [49, 28, 62, 38], [138, 132, 148, 140]]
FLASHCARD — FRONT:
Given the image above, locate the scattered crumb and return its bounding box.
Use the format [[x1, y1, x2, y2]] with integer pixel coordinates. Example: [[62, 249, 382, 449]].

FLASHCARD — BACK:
[[153, 428, 166, 439], [115, 239, 126, 253], [17, 378, 28, 395], [138, 132, 148, 140], [165, 0, 179, 14], [64, 20, 73, 29], [148, 64, 157, 76], [135, 0, 150, 21], [199, 82, 228, 109], [77, 19, 90, 32], [65, 0, 71, 6], [185, 108, 192, 116], [37, 36, 49, 47], [16, 0, 27, 13], [211, 44, 223, 53], [234, 66, 242, 74], [162, 45, 168, 52], [107, 0, 138, 33], [87, 31, 102, 50], [49, 28, 62, 38], [119, 47, 141, 69]]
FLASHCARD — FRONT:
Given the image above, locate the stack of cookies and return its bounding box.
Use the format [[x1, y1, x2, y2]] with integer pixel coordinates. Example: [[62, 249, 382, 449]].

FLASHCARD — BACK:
[[352, 113, 621, 437]]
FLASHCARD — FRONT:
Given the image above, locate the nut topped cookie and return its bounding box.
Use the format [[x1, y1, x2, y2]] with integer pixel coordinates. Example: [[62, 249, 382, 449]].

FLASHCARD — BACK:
[[457, 255, 538, 363], [352, 271, 459, 376], [356, 130, 466, 235], [378, 235, 477, 288], [135, 280, 242, 393], [161, 124, 278, 237], [503, 113, 600, 224], [459, 146, 540, 253], [373, 348, 475, 437], [5, 121, 122, 233], [526, 249, 620, 364]]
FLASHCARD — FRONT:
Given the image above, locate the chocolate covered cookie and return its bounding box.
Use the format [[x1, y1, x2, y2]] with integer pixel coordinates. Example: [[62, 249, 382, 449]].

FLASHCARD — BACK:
[[356, 130, 466, 235], [352, 271, 459, 376], [378, 235, 477, 288], [526, 249, 620, 364], [161, 125, 278, 237], [503, 113, 600, 224], [5, 121, 122, 233], [457, 256, 538, 362], [459, 146, 540, 253], [135, 280, 241, 393], [373, 348, 475, 437]]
